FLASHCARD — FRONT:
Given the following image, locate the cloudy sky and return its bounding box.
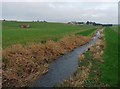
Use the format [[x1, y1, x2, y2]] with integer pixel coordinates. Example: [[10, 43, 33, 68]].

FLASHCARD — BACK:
[[1, 0, 119, 24]]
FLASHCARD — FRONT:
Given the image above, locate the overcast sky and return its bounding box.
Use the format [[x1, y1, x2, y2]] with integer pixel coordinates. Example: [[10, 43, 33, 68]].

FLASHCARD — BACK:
[[2, 1, 119, 24]]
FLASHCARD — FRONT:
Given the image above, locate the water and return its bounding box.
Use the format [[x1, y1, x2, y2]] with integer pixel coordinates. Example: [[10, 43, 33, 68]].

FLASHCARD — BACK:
[[31, 32, 99, 87]]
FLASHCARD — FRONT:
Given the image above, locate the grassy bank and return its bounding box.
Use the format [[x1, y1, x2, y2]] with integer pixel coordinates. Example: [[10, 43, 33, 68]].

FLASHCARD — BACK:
[[2, 21, 97, 48], [100, 27, 118, 87]]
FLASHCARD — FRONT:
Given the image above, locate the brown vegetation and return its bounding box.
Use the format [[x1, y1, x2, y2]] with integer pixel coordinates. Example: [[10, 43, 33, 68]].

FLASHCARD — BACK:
[[60, 62, 92, 87], [2, 35, 91, 87]]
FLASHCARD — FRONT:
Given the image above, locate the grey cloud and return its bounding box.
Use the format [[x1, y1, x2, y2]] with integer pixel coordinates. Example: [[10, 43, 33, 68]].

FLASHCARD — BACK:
[[2, 2, 118, 24]]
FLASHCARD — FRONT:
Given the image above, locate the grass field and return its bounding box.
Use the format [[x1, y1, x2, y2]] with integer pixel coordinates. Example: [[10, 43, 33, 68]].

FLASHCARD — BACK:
[[75, 28, 96, 36], [110, 26, 118, 33], [100, 27, 118, 87], [2, 21, 97, 48]]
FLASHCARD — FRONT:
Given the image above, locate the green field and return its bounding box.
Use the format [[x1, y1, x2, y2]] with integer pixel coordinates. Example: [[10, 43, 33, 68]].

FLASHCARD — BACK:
[[75, 28, 96, 36], [110, 26, 118, 33], [2, 21, 97, 48], [100, 27, 118, 87]]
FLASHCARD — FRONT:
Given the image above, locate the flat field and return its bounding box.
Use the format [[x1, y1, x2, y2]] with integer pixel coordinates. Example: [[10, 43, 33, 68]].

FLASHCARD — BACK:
[[2, 21, 97, 48]]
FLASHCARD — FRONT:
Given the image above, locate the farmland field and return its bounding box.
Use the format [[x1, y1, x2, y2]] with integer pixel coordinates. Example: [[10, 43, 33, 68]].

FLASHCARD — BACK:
[[2, 21, 97, 48], [110, 26, 118, 33], [75, 28, 96, 36]]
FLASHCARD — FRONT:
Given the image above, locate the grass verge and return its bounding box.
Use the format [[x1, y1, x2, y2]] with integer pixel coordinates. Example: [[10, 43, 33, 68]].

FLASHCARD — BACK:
[[100, 27, 118, 87]]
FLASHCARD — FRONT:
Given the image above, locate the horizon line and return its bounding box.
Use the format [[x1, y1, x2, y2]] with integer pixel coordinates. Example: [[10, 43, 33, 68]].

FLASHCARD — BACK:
[[0, 19, 118, 24]]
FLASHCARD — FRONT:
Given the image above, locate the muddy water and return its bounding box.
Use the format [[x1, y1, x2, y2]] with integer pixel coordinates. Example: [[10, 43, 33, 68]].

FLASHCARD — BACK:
[[31, 32, 100, 87]]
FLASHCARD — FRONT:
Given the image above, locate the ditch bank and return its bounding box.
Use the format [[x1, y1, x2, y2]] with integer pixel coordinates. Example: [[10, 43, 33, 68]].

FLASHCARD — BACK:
[[59, 29, 108, 87], [2, 34, 92, 87], [31, 31, 100, 87]]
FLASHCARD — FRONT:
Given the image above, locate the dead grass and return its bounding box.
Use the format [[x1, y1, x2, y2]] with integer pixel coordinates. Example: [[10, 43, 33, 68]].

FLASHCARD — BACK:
[[2, 35, 91, 87], [60, 62, 92, 87]]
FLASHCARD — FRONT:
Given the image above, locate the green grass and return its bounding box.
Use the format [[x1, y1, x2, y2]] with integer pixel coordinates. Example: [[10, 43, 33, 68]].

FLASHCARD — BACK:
[[84, 60, 101, 87], [75, 28, 96, 36], [100, 27, 118, 87], [2, 21, 97, 48], [110, 26, 119, 33]]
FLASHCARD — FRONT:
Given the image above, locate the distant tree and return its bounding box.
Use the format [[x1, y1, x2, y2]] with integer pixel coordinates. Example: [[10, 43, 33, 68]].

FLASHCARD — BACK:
[[43, 20, 47, 23], [92, 22, 96, 26], [78, 22, 84, 24], [86, 21, 89, 25]]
